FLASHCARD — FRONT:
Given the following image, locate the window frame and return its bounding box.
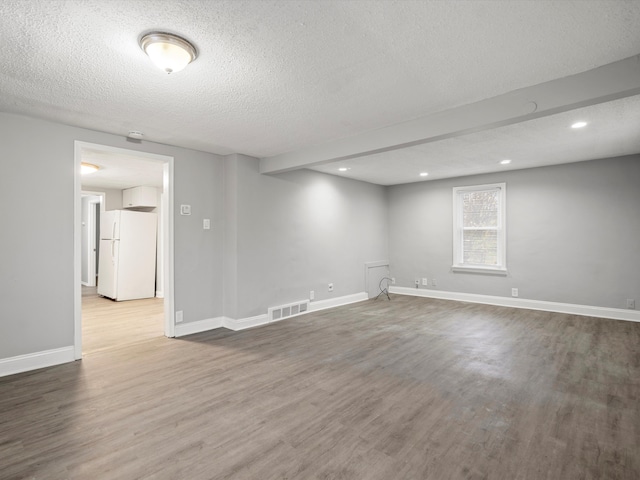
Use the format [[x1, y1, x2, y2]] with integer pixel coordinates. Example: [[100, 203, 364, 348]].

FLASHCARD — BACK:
[[452, 182, 507, 274]]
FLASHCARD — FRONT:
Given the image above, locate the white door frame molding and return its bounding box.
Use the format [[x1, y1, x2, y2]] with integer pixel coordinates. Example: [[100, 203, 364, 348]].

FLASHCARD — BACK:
[[74, 141, 175, 360]]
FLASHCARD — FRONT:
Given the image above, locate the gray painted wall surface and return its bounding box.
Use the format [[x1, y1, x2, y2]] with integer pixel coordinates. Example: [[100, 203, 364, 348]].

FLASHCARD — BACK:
[[0, 112, 225, 358], [227, 155, 389, 319], [388, 156, 640, 310]]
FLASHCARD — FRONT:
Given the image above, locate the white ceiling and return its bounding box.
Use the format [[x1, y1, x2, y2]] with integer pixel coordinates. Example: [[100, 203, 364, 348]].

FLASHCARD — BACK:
[[80, 148, 164, 190], [310, 94, 640, 185], [1, 0, 640, 186]]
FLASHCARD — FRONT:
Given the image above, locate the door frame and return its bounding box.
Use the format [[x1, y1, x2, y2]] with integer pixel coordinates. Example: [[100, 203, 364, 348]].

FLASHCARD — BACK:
[[74, 141, 176, 360], [81, 191, 105, 287]]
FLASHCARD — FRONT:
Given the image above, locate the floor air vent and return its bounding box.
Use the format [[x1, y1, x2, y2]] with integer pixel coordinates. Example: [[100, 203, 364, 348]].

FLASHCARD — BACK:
[[268, 300, 310, 323]]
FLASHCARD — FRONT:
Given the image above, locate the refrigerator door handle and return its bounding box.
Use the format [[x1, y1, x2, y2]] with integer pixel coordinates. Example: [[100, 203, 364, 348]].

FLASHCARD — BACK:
[[111, 240, 116, 264], [112, 221, 117, 240]]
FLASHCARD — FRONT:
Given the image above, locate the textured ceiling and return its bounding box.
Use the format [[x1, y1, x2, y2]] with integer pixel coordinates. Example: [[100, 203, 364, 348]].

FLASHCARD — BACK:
[[1, 1, 640, 184]]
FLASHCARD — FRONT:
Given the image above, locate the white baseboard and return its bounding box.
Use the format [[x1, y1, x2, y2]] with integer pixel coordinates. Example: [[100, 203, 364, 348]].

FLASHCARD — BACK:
[[155, 290, 164, 299], [173, 292, 371, 337], [390, 287, 640, 323], [309, 292, 369, 312], [223, 314, 269, 331], [0, 346, 75, 378], [174, 317, 224, 337]]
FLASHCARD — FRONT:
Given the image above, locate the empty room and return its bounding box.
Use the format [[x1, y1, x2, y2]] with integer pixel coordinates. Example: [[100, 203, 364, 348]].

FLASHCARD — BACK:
[[1, 1, 639, 479]]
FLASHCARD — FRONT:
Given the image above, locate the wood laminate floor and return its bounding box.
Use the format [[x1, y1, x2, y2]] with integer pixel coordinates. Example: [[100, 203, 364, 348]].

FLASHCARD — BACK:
[[1, 295, 639, 479], [81, 286, 164, 355]]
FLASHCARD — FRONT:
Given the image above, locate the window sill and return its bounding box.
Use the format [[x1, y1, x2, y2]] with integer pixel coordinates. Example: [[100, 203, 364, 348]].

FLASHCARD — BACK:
[[451, 265, 508, 276]]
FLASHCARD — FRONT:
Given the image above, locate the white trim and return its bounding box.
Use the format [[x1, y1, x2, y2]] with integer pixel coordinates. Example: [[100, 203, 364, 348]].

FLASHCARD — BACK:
[[0, 347, 75, 378], [74, 141, 176, 361], [390, 287, 640, 323], [156, 290, 164, 299], [309, 292, 369, 312], [453, 182, 506, 271], [451, 266, 508, 275], [224, 314, 270, 331], [172, 292, 371, 337], [175, 317, 224, 337]]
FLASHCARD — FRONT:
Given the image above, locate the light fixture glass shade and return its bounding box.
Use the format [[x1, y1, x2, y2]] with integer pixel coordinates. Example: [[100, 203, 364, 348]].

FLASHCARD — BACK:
[[81, 163, 99, 175], [140, 32, 197, 74]]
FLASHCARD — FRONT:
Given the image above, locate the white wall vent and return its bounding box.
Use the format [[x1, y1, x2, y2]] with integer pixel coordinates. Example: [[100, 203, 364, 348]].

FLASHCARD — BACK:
[[268, 299, 310, 323]]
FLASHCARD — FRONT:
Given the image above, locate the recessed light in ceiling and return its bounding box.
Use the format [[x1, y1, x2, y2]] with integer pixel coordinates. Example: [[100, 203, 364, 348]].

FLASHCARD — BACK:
[[571, 121, 587, 129], [419, 172, 429, 177], [140, 32, 198, 74], [338, 167, 350, 172], [81, 163, 99, 175], [500, 159, 512, 165]]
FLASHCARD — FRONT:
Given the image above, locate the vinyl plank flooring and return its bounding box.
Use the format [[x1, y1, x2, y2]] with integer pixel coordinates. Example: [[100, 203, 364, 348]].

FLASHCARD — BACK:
[[1, 294, 640, 479]]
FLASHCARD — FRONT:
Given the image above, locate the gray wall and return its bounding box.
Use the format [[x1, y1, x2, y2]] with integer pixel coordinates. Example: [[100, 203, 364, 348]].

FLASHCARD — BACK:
[[0, 112, 225, 358], [388, 156, 640, 309], [225, 154, 389, 319]]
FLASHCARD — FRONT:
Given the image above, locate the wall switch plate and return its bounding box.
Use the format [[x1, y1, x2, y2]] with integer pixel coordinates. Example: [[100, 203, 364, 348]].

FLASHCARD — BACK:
[[180, 204, 191, 215], [391, 277, 396, 285], [203, 219, 211, 230], [310, 290, 315, 301], [422, 278, 428, 286], [627, 299, 635, 309], [512, 288, 519, 297], [175, 310, 184, 323], [328, 283, 334, 292]]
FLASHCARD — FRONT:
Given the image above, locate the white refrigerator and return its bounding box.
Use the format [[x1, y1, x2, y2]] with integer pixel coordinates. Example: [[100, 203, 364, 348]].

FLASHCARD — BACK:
[[97, 210, 158, 301]]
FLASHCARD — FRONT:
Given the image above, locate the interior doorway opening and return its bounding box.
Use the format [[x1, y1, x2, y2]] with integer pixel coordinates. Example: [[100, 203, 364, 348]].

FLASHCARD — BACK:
[[74, 142, 175, 359]]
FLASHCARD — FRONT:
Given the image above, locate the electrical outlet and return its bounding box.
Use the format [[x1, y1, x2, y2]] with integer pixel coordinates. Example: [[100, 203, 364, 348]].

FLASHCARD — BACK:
[[422, 278, 428, 286], [175, 310, 184, 323], [328, 283, 334, 292], [627, 299, 635, 309], [391, 277, 396, 285], [203, 219, 211, 230], [310, 290, 315, 301], [432, 278, 437, 287], [512, 288, 519, 297]]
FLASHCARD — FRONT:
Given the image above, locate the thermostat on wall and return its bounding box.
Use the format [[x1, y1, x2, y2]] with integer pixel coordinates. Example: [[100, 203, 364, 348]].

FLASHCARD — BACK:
[[180, 204, 191, 215]]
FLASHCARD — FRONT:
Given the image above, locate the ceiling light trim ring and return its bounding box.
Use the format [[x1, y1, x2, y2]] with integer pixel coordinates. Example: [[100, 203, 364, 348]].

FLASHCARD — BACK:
[[139, 32, 198, 73]]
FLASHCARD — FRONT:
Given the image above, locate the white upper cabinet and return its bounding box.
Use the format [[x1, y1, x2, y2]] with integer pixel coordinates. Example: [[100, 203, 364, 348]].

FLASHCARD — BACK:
[[122, 186, 158, 209]]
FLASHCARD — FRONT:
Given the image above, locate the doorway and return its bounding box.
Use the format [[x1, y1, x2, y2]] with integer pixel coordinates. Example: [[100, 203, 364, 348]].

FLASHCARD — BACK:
[[74, 142, 175, 359]]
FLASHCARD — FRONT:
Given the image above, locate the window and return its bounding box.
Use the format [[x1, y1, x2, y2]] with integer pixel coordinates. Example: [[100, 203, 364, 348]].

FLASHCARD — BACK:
[[452, 183, 506, 273]]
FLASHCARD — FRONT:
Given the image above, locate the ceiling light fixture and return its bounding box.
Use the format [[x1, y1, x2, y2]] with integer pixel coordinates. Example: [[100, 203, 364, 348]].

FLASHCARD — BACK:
[[128, 131, 144, 140], [81, 163, 99, 175], [419, 172, 429, 177], [140, 32, 198, 74], [571, 121, 587, 129], [338, 167, 350, 172], [500, 159, 512, 165]]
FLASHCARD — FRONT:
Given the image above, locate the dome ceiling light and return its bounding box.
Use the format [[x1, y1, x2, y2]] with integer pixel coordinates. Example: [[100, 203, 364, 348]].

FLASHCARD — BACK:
[[139, 32, 198, 74], [81, 163, 100, 175]]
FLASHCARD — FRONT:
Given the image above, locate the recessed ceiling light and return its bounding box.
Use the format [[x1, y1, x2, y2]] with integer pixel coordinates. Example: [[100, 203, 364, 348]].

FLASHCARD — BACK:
[[571, 121, 587, 129], [81, 163, 99, 175], [140, 32, 198, 74], [338, 167, 350, 172], [419, 172, 429, 177], [500, 159, 512, 165]]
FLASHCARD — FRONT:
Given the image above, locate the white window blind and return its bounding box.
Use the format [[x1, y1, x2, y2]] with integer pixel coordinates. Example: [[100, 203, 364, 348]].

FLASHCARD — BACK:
[[453, 183, 506, 273]]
